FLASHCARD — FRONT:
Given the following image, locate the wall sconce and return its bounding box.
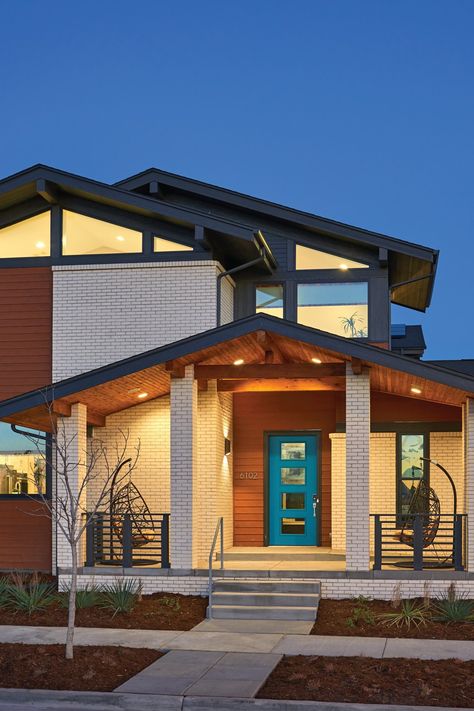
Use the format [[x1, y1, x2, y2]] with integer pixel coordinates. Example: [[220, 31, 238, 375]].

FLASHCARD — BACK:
[[224, 437, 232, 456]]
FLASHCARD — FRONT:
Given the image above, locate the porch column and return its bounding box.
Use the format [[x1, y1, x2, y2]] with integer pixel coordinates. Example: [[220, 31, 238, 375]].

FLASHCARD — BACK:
[[345, 362, 371, 571], [56, 402, 88, 570], [170, 365, 199, 569], [464, 398, 474, 570]]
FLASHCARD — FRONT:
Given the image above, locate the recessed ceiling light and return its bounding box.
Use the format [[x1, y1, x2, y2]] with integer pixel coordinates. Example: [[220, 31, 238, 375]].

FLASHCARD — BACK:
[[339, 263, 348, 271], [311, 357, 322, 364], [410, 387, 422, 395], [233, 359, 244, 366], [127, 388, 141, 394], [35, 241, 45, 249], [116, 235, 125, 241], [137, 392, 148, 399]]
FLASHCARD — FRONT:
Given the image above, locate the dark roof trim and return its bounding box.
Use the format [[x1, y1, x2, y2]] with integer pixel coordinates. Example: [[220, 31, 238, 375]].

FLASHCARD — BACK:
[[115, 167, 438, 264], [0, 164, 271, 251], [0, 314, 473, 420]]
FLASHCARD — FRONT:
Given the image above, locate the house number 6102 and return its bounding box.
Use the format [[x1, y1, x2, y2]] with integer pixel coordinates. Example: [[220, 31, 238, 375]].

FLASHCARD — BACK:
[[239, 472, 259, 479]]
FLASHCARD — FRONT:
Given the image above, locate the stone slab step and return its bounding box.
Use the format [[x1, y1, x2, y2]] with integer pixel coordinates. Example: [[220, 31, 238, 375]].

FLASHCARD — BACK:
[[216, 551, 345, 561], [209, 604, 317, 621], [212, 579, 320, 594], [211, 591, 319, 607]]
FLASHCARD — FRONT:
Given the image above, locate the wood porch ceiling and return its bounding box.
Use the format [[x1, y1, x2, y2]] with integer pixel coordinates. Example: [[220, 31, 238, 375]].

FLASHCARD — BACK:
[[1, 328, 468, 432]]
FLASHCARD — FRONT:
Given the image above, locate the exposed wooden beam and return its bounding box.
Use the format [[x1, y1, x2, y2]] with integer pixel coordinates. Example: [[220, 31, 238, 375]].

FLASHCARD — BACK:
[[52, 400, 71, 417], [378, 247, 388, 267], [36, 178, 59, 204], [87, 409, 106, 427], [255, 331, 285, 364], [165, 361, 185, 378], [351, 357, 363, 375], [195, 363, 345, 380], [217, 379, 344, 393]]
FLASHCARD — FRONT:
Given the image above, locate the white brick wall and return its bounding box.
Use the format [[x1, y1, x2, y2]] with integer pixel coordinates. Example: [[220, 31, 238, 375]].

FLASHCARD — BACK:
[[52, 261, 234, 380], [345, 364, 371, 570], [430, 432, 464, 515]]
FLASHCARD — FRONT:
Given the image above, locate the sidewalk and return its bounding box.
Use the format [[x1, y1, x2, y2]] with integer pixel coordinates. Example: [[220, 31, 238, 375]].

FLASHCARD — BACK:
[[0, 624, 473, 660]]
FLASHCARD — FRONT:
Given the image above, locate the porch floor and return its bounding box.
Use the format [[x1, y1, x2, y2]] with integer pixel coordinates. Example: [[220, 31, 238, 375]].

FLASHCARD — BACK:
[[200, 546, 347, 572]]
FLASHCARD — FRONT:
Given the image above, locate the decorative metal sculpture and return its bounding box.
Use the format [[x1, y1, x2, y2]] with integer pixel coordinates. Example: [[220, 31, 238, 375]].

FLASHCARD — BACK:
[[109, 458, 156, 556]]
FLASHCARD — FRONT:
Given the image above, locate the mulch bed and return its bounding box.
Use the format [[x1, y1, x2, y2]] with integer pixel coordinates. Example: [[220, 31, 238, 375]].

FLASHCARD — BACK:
[[0, 644, 161, 691], [312, 598, 474, 639], [258, 655, 474, 708], [0, 593, 207, 630]]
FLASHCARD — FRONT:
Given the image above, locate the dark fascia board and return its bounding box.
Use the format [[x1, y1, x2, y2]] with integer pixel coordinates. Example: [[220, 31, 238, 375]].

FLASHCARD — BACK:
[[115, 167, 438, 264], [0, 165, 275, 265], [1, 314, 473, 421]]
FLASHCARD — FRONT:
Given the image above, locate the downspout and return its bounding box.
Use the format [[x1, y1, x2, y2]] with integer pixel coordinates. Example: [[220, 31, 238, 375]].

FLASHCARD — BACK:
[[216, 255, 266, 326]]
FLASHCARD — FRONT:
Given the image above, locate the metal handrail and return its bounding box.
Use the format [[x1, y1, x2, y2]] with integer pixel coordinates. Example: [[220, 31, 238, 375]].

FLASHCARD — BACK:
[[208, 517, 224, 619]]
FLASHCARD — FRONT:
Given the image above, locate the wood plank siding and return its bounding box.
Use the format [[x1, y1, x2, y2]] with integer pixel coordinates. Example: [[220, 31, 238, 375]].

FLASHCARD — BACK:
[[233, 391, 461, 547], [0, 268, 52, 571]]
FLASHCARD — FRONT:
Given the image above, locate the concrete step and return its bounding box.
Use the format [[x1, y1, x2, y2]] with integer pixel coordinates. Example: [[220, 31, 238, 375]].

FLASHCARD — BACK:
[[209, 604, 317, 621], [212, 579, 321, 594], [216, 551, 345, 562], [211, 591, 319, 607]]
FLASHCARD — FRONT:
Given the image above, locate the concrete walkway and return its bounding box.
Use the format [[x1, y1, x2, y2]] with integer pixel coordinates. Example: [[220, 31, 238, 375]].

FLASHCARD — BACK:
[[1, 624, 474, 660], [116, 650, 282, 697]]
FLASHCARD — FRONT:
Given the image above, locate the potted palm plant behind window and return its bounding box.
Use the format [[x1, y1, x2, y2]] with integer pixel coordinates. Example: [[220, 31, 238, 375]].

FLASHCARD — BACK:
[[339, 311, 367, 338]]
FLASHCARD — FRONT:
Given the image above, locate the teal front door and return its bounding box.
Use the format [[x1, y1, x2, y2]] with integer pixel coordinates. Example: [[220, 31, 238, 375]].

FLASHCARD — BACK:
[[268, 433, 319, 546]]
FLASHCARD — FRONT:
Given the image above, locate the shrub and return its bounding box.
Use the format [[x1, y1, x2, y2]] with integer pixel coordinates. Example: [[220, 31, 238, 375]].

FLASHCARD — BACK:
[[159, 595, 181, 612], [8, 581, 57, 615], [378, 599, 430, 629], [99, 578, 142, 616], [0, 577, 12, 609], [345, 595, 375, 628], [58, 584, 101, 610], [433, 592, 474, 624]]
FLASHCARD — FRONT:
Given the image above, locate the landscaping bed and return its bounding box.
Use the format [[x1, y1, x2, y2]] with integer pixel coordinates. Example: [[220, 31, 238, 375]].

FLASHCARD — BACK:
[[312, 598, 474, 639], [0, 644, 161, 691], [258, 655, 474, 708], [0, 592, 207, 630]]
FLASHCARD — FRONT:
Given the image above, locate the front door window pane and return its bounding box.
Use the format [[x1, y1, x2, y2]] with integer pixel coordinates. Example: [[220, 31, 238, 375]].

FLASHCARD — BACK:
[[281, 442, 305, 460], [281, 517, 305, 534], [256, 284, 284, 318], [282, 493, 305, 509], [281, 467, 306, 485], [297, 282, 368, 338]]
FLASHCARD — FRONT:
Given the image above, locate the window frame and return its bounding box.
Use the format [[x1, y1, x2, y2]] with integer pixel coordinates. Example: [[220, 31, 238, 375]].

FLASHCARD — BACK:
[[396, 431, 430, 521], [296, 280, 370, 339], [0, 427, 52, 500]]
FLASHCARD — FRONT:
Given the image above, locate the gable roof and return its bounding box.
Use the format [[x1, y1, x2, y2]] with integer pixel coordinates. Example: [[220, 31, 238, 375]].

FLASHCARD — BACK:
[[115, 167, 439, 312], [0, 314, 471, 430]]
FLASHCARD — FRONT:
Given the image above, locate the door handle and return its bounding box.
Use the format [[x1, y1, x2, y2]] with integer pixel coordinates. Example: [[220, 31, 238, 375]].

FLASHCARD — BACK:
[[312, 495, 319, 518]]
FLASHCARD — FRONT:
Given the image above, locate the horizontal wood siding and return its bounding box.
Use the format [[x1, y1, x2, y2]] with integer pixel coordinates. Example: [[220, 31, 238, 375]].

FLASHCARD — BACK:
[[0, 267, 52, 571], [233, 392, 337, 546], [0, 501, 52, 571], [0, 268, 52, 399]]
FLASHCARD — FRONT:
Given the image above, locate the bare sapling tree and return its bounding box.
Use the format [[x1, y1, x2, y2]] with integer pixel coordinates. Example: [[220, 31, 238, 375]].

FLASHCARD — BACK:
[[21, 396, 140, 660]]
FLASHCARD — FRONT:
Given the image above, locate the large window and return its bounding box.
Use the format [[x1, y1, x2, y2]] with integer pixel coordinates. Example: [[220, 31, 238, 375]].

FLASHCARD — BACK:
[[62, 211, 142, 255], [0, 212, 50, 258], [397, 433, 427, 517], [296, 244, 368, 270], [0, 423, 47, 496], [297, 282, 368, 337], [256, 284, 284, 318]]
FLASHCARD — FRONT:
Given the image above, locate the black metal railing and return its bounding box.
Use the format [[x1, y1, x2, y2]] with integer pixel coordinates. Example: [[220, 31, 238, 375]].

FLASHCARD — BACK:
[[84, 512, 170, 568], [371, 513, 466, 571]]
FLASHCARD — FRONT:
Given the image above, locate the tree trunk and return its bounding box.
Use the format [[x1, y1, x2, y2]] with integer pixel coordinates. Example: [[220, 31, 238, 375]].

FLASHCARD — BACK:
[[65, 543, 77, 660]]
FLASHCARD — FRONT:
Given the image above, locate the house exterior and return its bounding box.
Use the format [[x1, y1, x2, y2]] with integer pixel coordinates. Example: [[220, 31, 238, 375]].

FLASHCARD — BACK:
[[0, 163, 473, 600]]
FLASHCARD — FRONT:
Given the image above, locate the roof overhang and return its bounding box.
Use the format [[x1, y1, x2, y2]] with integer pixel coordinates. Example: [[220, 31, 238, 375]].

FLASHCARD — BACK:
[[115, 168, 439, 311], [0, 165, 276, 271], [0, 315, 471, 431]]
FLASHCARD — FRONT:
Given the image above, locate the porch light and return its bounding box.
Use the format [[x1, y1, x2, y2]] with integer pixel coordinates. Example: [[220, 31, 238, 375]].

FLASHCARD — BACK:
[[224, 438, 232, 455], [410, 387, 422, 395], [233, 358, 244, 366], [137, 392, 148, 399], [311, 357, 322, 364]]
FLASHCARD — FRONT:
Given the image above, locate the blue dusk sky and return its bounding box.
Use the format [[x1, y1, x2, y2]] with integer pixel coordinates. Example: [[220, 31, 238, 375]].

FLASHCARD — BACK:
[[1, 0, 473, 360]]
